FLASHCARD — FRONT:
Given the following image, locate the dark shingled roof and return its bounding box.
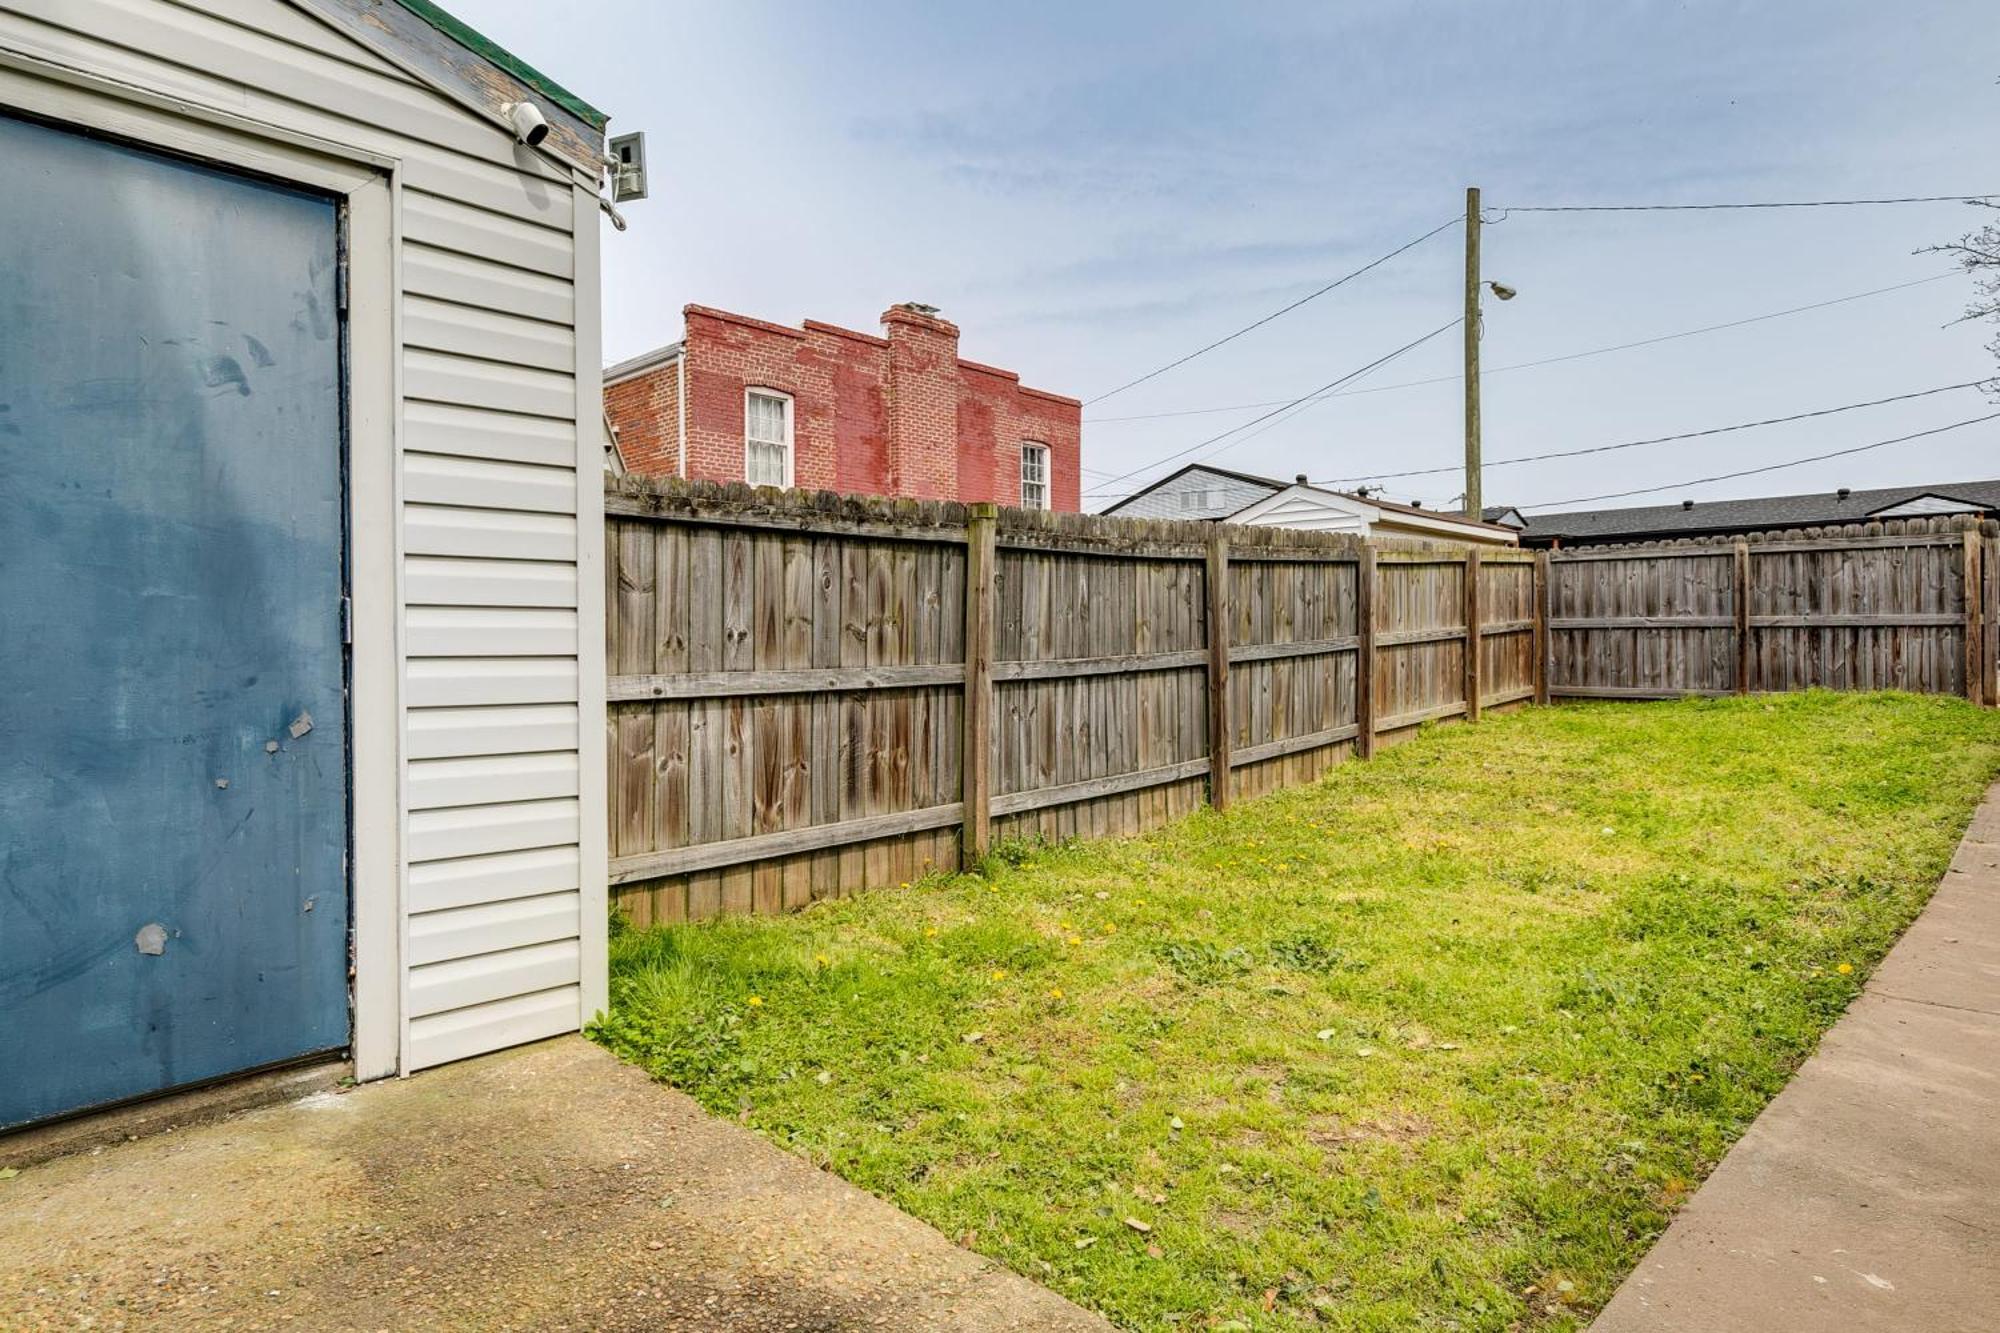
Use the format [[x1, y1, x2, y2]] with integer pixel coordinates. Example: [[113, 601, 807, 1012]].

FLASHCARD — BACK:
[[1508, 478, 2000, 546]]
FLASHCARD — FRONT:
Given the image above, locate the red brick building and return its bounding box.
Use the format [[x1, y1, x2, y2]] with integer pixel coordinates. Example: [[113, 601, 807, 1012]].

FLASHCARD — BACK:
[[604, 303, 1082, 511]]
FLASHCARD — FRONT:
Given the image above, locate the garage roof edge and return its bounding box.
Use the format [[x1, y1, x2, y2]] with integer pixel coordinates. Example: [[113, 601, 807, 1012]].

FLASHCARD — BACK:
[[389, 0, 607, 130], [290, 0, 610, 177]]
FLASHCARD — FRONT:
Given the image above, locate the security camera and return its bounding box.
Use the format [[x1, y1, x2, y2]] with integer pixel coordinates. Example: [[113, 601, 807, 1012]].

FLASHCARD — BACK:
[[504, 101, 549, 147]]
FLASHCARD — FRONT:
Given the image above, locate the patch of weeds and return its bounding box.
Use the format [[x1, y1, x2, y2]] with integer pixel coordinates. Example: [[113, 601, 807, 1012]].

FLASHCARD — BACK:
[[1266, 928, 1355, 974], [1553, 967, 1654, 1015], [592, 981, 753, 1098], [1154, 938, 1254, 986], [981, 836, 1051, 870]]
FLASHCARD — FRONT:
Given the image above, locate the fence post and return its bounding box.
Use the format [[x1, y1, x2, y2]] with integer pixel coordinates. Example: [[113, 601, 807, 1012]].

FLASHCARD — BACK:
[[961, 504, 997, 862], [1965, 528, 1984, 705], [1356, 545, 1377, 758], [1205, 530, 1232, 809], [1984, 528, 1999, 707], [1463, 547, 1482, 722], [1532, 550, 1549, 705], [1733, 539, 1752, 695]]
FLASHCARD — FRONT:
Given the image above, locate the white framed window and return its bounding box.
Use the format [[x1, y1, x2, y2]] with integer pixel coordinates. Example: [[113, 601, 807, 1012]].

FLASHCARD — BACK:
[[1020, 442, 1050, 510], [744, 388, 793, 488]]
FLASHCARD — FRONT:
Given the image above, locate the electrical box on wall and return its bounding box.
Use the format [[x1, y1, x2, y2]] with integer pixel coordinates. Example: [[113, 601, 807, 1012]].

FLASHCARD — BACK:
[[609, 131, 647, 202]]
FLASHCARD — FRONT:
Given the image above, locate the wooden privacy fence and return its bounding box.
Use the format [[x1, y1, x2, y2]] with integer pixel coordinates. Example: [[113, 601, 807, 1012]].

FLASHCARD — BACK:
[[603, 478, 1538, 924], [604, 482, 1997, 925], [1544, 516, 1999, 701]]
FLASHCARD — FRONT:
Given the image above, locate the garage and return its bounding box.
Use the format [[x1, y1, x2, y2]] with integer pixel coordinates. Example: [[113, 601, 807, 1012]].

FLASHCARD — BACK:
[[0, 0, 611, 1127]]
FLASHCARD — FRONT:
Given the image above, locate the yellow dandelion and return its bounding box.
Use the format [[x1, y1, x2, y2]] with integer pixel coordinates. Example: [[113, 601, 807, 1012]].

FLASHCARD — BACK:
[[1047, 987, 1065, 999], [1836, 962, 1854, 975], [924, 927, 939, 938], [814, 954, 830, 966], [991, 969, 1009, 982], [1102, 922, 1117, 935], [1067, 935, 1083, 947], [746, 995, 764, 1008]]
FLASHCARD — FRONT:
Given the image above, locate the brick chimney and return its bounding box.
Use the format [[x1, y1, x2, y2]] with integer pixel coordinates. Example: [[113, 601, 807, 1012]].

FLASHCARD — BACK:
[[881, 303, 960, 500]]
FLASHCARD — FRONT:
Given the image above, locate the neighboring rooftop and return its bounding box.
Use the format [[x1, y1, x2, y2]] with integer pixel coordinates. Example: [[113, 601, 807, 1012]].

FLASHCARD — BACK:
[[605, 341, 683, 384], [1100, 463, 1288, 521], [1101, 462, 1518, 540], [1508, 478, 2000, 546]]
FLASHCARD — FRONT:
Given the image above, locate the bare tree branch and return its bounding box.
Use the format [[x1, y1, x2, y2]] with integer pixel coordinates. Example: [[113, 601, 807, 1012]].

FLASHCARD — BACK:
[[1920, 198, 2000, 395]]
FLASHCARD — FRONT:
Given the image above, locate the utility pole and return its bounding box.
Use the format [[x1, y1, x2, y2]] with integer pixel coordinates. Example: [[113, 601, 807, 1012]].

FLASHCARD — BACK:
[[1462, 185, 1482, 520]]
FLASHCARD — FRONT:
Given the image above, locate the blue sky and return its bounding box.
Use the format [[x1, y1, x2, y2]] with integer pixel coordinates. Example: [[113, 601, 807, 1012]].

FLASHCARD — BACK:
[[460, 0, 1999, 513]]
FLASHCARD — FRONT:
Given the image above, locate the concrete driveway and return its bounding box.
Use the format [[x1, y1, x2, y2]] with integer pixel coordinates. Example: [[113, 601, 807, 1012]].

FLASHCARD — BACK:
[[0, 1038, 1111, 1332]]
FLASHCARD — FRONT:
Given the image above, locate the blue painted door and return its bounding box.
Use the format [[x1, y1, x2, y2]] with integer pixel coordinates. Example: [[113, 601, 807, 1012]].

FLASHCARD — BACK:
[[0, 114, 350, 1128]]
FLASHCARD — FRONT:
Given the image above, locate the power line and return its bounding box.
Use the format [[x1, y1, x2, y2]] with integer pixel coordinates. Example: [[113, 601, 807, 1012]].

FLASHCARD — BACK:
[[1319, 380, 1995, 485], [1083, 272, 1957, 424], [1517, 411, 2000, 512], [1079, 198, 1990, 419], [1499, 194, 1999, 214], [1082, 317, 1463, 498], [1177, 370, 1356, 471], [1084, 318, 1461, 497], [1082, 217, 1461, 406]]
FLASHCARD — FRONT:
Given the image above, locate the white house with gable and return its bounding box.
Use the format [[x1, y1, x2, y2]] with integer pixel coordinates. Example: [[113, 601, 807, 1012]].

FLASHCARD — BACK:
[[1103, 464, 1519, 546]]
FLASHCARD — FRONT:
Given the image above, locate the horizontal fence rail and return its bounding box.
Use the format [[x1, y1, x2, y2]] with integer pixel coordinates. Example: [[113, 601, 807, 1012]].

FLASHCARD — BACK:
[[604, 480, 1996, 924]]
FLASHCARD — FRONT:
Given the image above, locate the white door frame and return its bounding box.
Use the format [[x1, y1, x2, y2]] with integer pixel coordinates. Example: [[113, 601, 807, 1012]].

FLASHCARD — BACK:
[[0, 51, 406, 1081]]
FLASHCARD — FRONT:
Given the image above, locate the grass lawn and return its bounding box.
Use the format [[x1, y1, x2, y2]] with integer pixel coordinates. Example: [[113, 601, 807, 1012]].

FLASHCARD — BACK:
[[593, 693, 2000, 1331]]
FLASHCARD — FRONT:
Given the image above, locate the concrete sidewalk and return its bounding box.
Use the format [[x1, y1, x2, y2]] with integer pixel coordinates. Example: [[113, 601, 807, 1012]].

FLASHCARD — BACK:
[[1594, 784, 2000, 1332], [0, 1037, 1111, 1332]]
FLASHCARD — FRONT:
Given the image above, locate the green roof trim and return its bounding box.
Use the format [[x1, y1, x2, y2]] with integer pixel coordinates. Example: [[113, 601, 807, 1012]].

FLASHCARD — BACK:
[[391, 0, 608, 131]]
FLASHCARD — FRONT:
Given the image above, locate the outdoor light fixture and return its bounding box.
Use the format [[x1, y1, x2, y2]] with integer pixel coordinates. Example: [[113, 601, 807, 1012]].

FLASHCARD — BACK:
[[1487, 281, 1517, 301]]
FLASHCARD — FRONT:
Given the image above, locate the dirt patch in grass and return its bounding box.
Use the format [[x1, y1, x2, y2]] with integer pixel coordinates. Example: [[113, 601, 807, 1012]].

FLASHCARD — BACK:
[[1305, 1113, 1431, 1151], [596, 693, 2000, 1332]]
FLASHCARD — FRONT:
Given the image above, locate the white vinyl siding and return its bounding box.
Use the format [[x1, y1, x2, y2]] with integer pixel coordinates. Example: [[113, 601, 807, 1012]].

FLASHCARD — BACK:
[[1110, 466, 1280, 520], [1020, 442, 1049, 510], [1869, 494, 1985, 518], [1230, 491, 1372, 534], [0, 0, 602, 1075], [745, 389, 792, 487]]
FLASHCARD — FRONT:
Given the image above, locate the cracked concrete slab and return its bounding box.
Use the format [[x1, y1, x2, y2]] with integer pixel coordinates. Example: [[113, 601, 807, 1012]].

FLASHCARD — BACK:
[[1593, 782, 2000, 1333], [0, 1037, 1113, 1332]]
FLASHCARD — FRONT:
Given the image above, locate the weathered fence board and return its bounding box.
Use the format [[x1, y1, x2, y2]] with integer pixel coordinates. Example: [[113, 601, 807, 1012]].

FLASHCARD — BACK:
[[1547, 546, 1736, 697], [605, 481, 1993, 923], [1226, 542, 1362, 802], [1479, 556, 1537, 707], [1543, 517, 1992, 701], [1373, 556, 1469, 733]]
